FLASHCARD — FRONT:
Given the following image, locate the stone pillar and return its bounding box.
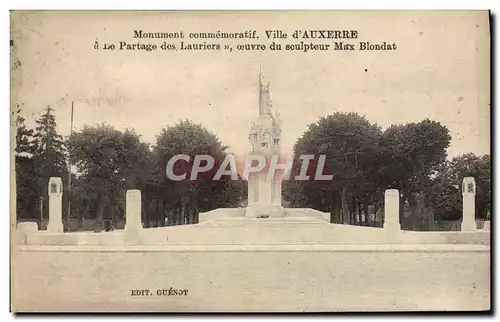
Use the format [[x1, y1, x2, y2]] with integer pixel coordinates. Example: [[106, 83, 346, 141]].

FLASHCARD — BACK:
[[483, 221, 491, 231], [245, 171, 283, 218], [461, 177, 476, 232], [383, 189, 401, 231], [17, 222, 38, 245], [125, 189, 142, 243], [258, 172, 272, 206], [47, 177, 63, 233]]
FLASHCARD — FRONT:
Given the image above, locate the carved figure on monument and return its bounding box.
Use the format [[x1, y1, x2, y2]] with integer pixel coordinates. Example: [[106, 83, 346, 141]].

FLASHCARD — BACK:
[[273, 111, 282, 134], [249, 128, 259, 151], [261, 129, 270, 148], [259, 79, 273, 115]]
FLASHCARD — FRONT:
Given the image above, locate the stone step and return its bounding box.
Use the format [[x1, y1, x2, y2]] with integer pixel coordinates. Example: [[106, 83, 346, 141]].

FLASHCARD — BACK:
[[199, 216, 329, 226]]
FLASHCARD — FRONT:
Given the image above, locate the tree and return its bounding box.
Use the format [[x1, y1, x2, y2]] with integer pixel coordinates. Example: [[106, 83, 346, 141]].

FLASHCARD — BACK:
[[425, 160, 461, 221], [282, 180, 306, 208], [284, 112, 382, 224], [450, 153, 490, 219], [67, 123, 151, 232], [14, 104, 37, 219], [32, 106, 68, 196], [428, 153, 491, 221], [220, 179, 248, 208], [15, 104, 35, 156], [28, 106, 68, 226], [379, 119, 451, 229], [153, 120, 245, 225], [284, 114, 454, 229]]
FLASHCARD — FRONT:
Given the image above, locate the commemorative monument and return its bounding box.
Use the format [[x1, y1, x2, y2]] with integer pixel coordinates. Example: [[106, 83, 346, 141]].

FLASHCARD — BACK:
[[13, 74, 491, 311], [246, 72, 285, 218], [11, 9, 491, 311]]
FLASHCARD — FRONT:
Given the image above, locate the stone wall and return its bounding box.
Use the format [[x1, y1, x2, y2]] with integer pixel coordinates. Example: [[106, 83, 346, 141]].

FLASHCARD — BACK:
[[16, 223, 491, 246]]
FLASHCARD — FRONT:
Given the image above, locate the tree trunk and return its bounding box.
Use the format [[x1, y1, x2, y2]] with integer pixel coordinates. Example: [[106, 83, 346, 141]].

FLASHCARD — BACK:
[[404, 190, 420, 231], [363, 200, 369, 225], [77, 203, 87, 230], [407, 194, 415, 231], [181, 203, 186, 225], [158, 201, 162, 227], [94, 191, 104, 233], [350, 197, 356, 225], [341, 187, 349, 224], [399, 193, 405, 230], [354, 201, 358, 225], [143, 195, 149, 228], [406, 193, 421, 231], [110, 193, 116, 230], [330, 190, 341, 223], [357, 201, 362, 226], [141, 202, 146, 229], [154, 198, 159, 227], [189, 207, 194, 224], [429, 208, 435, 231], [161, 201, 167, 227]]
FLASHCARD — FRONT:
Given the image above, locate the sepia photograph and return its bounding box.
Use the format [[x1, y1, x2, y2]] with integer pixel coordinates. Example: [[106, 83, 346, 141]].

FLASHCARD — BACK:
[[10, 10, 491, 312]]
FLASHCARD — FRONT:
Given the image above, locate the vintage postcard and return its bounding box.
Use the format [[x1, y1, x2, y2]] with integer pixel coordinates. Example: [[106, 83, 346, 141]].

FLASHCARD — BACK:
[[10, 10, 491, 312]]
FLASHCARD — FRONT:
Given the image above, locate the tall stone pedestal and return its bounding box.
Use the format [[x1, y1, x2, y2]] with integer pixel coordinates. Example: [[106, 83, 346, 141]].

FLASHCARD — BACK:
[[246, 172, 283, 218], [461, 177, 477, 232], [125, 189, 142, 244], [383, 189, 401, 231], [47, 177, 63, 233], [17, 222, 38, 245]]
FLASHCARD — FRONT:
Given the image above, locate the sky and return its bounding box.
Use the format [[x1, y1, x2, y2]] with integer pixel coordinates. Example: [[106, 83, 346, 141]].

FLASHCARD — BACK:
[[11, 11, 491, 159]]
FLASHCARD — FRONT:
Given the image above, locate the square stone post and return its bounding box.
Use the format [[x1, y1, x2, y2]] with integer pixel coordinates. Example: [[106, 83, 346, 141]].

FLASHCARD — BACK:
[[384, 189, 401, 231], [125, 189, 142, 244], [483, 221, 490, 231], [47, 177, 63, 233], [461, 177, 476, 232], [17, 222, 38, 245]]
